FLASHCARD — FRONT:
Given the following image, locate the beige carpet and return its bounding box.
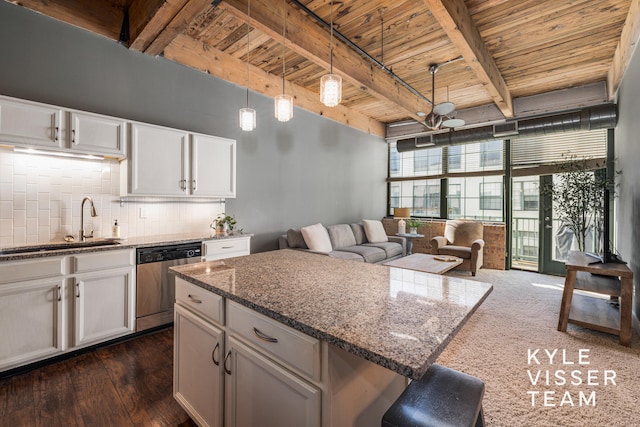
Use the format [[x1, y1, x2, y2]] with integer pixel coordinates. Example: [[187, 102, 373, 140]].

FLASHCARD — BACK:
[[437, 268, 640, 427]]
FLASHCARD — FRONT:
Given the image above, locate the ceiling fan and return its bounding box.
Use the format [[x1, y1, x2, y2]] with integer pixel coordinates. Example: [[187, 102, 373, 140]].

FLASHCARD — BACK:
[[423, 64, 465, 130]]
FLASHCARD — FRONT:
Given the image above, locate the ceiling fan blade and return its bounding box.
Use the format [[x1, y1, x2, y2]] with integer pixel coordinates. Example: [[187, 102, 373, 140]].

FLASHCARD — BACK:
[[433, 101, 455, 116], [442, 118, 465, 128]]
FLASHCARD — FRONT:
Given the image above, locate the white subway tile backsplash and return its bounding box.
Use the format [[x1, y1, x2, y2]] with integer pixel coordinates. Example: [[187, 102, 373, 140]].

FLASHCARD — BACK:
[[0, 150, 224, 246]]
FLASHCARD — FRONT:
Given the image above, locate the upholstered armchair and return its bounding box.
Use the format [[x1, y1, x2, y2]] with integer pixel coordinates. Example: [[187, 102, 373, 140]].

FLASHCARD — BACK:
[[431, 220, 485, 276]]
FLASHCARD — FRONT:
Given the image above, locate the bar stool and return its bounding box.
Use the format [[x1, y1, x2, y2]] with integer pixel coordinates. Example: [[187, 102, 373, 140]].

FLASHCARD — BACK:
[[382, 364, 485, 427]]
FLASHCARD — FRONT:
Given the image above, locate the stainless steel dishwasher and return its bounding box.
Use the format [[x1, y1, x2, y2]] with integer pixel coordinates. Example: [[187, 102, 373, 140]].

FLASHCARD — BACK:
[[136, 242, 202, 331]]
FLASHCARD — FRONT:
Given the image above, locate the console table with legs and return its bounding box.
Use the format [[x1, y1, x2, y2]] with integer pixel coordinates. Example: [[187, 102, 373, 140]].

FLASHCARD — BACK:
[[557, 251, 633, 346]]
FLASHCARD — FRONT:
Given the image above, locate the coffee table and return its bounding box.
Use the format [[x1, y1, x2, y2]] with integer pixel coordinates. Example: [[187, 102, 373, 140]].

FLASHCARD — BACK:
[[384, 253, 463, 275]]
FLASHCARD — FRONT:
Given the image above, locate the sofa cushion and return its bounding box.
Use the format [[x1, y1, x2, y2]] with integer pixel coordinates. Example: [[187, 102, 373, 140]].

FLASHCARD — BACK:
[[286, 228, 308, 249], [339, 245, 387, 263], [363, 219, 388, 243], [301, 223, 332, 253], [363, 241, 403, 259], [328, 251, 365, 262], [350, 223, 367, 244], [326, 224, 357, 249], [444, 220, 483, 247], [439, 245, 472, 259]]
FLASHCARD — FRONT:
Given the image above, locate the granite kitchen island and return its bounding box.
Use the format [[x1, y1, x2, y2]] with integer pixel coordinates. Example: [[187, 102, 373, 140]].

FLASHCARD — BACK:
[[170, 249, 492, 427]]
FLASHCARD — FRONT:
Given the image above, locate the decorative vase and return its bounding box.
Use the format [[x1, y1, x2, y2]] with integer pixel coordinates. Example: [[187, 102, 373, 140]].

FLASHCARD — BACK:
[[409, 227, 417, 234]]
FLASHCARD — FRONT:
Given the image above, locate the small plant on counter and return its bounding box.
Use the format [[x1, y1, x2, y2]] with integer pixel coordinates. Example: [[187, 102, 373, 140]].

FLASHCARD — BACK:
[[211, 213, 237, 234]]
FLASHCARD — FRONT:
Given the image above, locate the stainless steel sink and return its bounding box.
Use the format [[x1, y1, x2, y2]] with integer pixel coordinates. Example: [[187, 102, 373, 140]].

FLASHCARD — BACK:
[[0, 239, 122, 255]]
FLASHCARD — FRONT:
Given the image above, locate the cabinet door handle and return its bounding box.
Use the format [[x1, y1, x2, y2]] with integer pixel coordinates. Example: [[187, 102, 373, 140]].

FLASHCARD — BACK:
[[224, 351, 232, 375], [71, 129, 76, 144], [179, 179, 187, 191], [75, 282, 80, 298], [191, 180, 197, 191], [57, 285, 62, 302], [188, 294, 202, 303], [253, 327, 278, 343], [212, 342, 220, 366], [54, 126, 59, 141]]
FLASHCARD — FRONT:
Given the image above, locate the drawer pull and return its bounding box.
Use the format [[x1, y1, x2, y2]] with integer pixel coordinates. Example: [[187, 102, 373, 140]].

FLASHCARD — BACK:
[[222, 246, 234, 249], [224, 351, 232, 375], [212, 342, 220, 366], [253, 327, 278, 343], [188, 294, 202, 303]]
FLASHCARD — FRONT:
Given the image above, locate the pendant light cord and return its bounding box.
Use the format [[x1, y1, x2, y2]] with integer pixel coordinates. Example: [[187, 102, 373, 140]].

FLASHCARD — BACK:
[[246, 0, 251, 107], [282, 0, 286, 94], [329, 0, 333, 74]]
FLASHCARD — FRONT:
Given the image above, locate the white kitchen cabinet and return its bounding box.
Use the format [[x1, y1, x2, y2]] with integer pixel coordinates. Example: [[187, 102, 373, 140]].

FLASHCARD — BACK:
[[0, 257, 66, 371], [128, 122, 189, 196], [0, 95, 128, 158], [202, 236, 251, 261], [124, 122, 236, 198], [174, 304, 224, 427], [225, 335, 321, 427], [69, 111, 126, 157], [0, 96, 63, 149], [191, 133, 236, 197], [70, 249, 135, 347]]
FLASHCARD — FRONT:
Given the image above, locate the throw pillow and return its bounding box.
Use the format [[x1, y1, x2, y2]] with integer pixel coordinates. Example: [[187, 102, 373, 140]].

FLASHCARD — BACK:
[[362, 219, 389, 243], [286, 228, 308, 249], [301, 223, 332, 253]]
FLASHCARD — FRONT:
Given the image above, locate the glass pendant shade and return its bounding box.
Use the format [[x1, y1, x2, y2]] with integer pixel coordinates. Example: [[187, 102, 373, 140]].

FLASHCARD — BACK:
[[274, 94, 293, 122], [239, 107, 256, 131], [320, 73, 342, 107]]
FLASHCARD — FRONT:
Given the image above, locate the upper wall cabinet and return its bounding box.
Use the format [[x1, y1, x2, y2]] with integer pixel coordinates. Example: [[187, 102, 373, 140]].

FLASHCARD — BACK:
[[191, 133, 236, 198], [124, 123, 236, 198], [0, 97, 63, 149], [69, 111, 126, 157], [0, 95, 126, 158]]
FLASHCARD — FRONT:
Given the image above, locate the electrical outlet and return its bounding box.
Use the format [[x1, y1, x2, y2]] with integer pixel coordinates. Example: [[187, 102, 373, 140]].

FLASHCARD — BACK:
[[140, 207, 148, 219]]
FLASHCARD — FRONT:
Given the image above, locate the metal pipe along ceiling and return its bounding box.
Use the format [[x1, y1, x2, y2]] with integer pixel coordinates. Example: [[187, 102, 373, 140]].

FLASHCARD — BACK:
[[396, 104, 618, 152]]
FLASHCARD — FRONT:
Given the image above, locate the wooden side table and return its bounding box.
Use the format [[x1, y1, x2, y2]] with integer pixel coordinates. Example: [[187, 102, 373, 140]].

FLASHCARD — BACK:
[[557, 251, 633, 346]]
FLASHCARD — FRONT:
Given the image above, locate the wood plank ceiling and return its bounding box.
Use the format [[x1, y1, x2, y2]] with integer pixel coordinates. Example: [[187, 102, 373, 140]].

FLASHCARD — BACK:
[[7, 0, 639, 138]]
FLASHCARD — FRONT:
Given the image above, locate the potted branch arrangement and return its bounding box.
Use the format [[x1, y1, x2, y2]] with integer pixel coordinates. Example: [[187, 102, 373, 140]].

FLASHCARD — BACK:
[[542, 156, 614, 254]]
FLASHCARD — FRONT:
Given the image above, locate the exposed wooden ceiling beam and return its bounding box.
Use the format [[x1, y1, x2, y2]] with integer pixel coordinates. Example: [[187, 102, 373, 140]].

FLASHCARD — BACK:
[[10, 0, 123, 40], [221, 0, 433, 124], [422, 0, 514, 118], [163, 34, 386, 136], [144, 0, 213, 56], [128, 0, 187, 52], [607, 0, 640, 99]]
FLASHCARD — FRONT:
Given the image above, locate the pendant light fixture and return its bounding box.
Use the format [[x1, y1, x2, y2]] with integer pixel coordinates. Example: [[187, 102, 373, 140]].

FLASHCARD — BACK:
[[274, 0, 293, 122], [239, 0, 256, 131], [319, 0, 341, 107]]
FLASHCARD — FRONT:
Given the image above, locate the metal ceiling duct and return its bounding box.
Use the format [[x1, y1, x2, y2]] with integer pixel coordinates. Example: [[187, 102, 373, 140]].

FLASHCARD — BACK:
[[396, 104, 617, 152]]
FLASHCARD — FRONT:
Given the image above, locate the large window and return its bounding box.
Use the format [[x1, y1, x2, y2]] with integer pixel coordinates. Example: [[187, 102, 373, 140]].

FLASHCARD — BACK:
[[389, 140, 504, 220], [513, 180, 539, 211]]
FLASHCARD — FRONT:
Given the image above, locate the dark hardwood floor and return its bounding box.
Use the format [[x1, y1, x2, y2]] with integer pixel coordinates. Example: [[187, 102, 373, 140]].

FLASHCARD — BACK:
[[0, 328, 197, 427]]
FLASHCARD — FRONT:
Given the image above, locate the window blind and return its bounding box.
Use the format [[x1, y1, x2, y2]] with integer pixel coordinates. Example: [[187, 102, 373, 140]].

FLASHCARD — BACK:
[[511, 129, 607, 167]]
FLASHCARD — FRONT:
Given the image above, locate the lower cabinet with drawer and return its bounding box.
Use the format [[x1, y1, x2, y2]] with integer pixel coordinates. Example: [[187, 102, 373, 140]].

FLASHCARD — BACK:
[[202, 235, 251, 261], [0, 248, 136, 372], [174, 278, 404, 427], [174, 278, 320, 427], [70, 249, 136, 347]]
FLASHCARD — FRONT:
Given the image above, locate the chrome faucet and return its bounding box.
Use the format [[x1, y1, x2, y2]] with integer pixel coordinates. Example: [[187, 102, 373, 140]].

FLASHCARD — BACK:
[[79, 196, 98, 241]]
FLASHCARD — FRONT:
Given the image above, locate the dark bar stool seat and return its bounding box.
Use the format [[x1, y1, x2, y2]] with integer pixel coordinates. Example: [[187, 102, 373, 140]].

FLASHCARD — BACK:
[[382, 364, 485, 427]]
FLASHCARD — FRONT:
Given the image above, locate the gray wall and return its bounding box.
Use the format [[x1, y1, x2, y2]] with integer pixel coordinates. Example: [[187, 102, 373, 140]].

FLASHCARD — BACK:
[[614, 42, 640, 318], [0, 2, 387, 252]]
